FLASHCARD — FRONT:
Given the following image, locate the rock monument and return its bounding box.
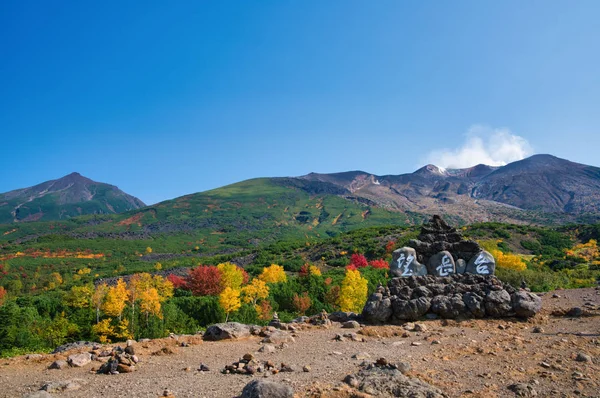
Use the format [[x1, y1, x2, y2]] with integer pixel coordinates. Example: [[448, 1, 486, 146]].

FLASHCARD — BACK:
[[390, 215, 495, 277], [364, 216, 541, 322]]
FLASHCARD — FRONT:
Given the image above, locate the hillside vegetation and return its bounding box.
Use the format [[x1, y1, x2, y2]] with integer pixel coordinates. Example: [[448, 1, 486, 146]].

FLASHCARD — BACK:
[[1, 213, 600, 357]]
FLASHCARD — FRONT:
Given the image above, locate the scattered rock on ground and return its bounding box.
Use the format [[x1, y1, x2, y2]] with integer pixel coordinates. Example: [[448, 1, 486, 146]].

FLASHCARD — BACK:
[[240, 379, 294, 398], [67, 352, 92, 367], [203, 322, 251, 341]]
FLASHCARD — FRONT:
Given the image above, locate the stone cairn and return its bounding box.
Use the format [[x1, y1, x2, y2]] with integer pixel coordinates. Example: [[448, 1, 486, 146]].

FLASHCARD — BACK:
[[363, 216, 541, 322]]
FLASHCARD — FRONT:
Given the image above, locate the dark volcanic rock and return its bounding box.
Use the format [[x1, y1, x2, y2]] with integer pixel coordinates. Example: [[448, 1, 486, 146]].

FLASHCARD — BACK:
[[241, 379, 294, 398], [362, 275, 541, 321]]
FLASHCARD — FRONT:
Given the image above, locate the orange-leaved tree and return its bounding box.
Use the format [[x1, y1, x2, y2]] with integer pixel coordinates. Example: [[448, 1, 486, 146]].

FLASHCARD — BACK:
[[293, 292, 312, 315]]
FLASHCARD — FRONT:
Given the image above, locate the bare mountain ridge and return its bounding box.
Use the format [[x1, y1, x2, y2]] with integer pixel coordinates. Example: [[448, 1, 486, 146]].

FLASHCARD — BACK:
[[0, 172, 145, 223], [298, 154, 600, 219]]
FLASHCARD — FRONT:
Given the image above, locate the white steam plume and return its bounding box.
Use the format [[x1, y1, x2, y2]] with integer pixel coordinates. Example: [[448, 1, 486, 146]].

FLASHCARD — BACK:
[[425, 125, 533, 169]]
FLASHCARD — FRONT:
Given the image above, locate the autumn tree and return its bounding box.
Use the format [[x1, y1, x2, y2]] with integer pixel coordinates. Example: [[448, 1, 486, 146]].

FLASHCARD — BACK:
[[338, 269, 368, 312], [186, 265, 223, 295], [219, 287, 241, 322], [241, 278, 269, 306], [92, 283, 108, 323], [292, 292, 312, 315], [67, 285, 94, 308], [92, 318, 114, 343], [217, 262, 248, 290], [0, 286, 6, 306], [349, 254, 368, 268], [139, 288, 161, 326], [259, 264, 287, 284], [299, 263, 322, 277], [369, 259, 389, 269], [167, 274, 187, 289], [102, 279, 128, 320]]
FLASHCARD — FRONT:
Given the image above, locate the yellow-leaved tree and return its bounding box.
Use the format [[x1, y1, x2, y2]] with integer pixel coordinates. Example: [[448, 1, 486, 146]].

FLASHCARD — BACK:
[[219, 287, 241, 322], [338, 269, 368, 313], [259, 264, 287, 284], [92, 283, 108, 323], [217, 262, 246, 290], [479, 239, 527, 272], [241, 278, 269, 306], [67, 284, 94, 308], [102, 279, 129, 320]]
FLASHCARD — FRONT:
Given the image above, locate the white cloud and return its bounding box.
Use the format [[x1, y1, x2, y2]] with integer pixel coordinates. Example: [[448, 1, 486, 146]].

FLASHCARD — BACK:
[[425, 125, 533, 169]]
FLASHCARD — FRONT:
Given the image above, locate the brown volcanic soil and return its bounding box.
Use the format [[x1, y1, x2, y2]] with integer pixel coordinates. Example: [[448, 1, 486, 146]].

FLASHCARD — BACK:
[[1, 288, 599, 398]]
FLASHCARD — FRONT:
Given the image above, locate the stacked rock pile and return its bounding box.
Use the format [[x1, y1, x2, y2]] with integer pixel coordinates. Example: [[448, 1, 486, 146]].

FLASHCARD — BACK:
[[96, 342, 139, 374], [391, 215, 495, 277]]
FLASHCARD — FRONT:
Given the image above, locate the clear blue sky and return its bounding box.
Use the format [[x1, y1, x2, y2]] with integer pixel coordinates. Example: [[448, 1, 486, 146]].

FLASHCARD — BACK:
[[1, 1, 599, 204]]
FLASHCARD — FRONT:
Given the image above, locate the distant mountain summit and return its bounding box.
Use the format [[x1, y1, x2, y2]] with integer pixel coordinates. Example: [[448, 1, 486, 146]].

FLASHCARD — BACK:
[[297, 154, 600, 222], [0, 173, 145, 223]]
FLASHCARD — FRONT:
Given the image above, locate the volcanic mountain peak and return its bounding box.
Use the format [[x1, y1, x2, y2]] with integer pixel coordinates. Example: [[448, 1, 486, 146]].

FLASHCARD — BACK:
[[0, 173, 145, 223]]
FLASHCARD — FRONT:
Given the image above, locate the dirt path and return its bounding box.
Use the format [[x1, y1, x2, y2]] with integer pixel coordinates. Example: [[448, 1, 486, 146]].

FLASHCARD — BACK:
[[1, 287, 598, 398]]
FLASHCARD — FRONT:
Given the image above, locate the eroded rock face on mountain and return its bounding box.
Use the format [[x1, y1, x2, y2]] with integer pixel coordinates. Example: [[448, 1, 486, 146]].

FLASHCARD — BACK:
[[390, 215, 494, 277], [362, 274, 542, 322]]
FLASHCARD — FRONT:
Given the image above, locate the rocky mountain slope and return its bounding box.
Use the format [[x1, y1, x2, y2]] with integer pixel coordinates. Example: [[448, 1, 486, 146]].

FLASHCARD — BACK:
[[0, 172, 145, 223], [299, 154, 600, 221]]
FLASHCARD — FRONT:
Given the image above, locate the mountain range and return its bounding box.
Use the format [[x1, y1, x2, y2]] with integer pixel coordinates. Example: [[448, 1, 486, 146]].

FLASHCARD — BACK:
[[2, 154, 600, 231]]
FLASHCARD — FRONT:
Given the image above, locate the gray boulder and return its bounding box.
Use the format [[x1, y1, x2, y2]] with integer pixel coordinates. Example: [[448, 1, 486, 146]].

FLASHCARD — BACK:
[[342, 320, 360, 329], [67, 352, 92, 367], [511, 290, 542, 318], [203, 322, 251, 341], [456, 259, 467, 274], [431, 294, 467, 319], [466, 251, 496, 275], [344, 367, 446, 397], [48, 360, 68, 370], [390, 247, 427, 277], [241, 379, 294, 398], [427, 251, 456, 277], [485, 289, 512, 317], [328, 311, 357, 322], [362, 295, 393, 323], [463, 292, 486, 318], [391, 297, 431, 321]]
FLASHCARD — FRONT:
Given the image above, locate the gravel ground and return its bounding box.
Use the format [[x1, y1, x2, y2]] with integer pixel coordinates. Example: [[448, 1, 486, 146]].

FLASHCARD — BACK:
[[1, 287, 598, 398]]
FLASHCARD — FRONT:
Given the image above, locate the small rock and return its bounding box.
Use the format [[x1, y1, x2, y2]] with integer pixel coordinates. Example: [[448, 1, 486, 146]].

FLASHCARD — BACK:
[[258, 344, 276, 353], [198, 363, 210, 371], [566, 307, 583, 317], [431, 340, 441, 345], [26, 354, 43, 361], [411, 342, 422, 346], [352, 352, 371, 360], [508, 383, 537, 397], [532, 326, 544, 333], [48, 360, 68, 370], [413, 323, 428, 332], [342, 320, 360, 329], [344, 374, 360, 388], [161, 389, 176, 398], [243, 353, 254, 361], [540, 362, 551, 368], [303, 365, 311, 372], [575, 352, 592, 363], [22, 392, 53, 398]]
